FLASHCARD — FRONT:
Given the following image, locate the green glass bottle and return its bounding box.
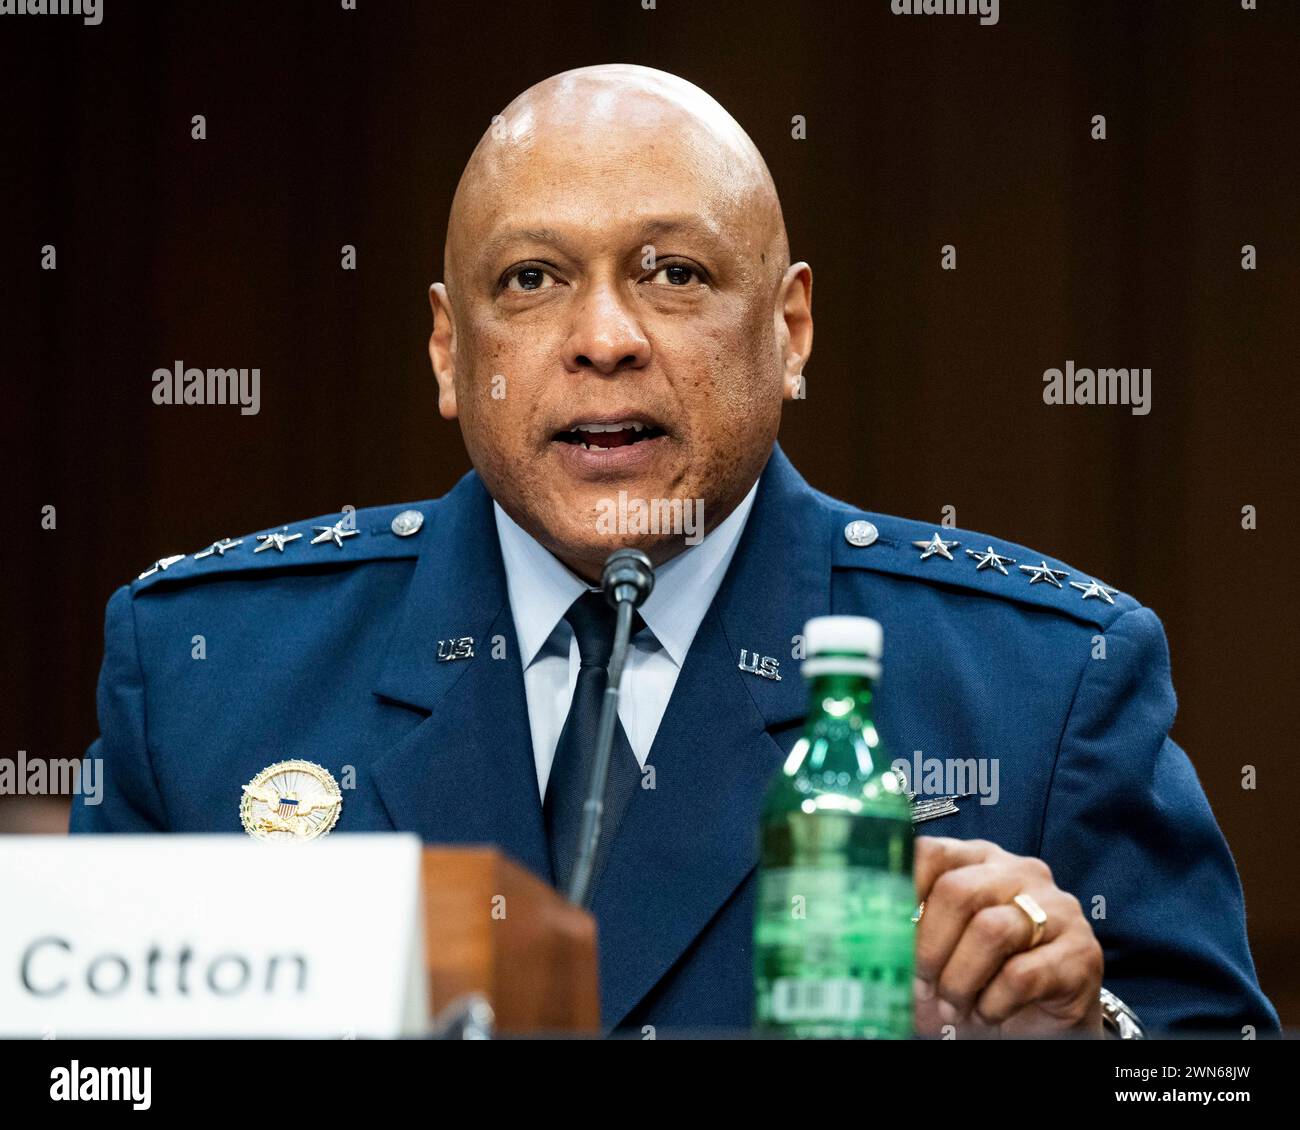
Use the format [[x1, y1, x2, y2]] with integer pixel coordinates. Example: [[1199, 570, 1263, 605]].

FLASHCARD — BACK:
[[753, 615, 914, 1039]]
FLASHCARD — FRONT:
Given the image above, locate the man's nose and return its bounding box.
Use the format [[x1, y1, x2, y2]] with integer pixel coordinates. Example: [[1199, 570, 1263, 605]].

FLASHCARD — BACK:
[[563, 283, 651, 375]]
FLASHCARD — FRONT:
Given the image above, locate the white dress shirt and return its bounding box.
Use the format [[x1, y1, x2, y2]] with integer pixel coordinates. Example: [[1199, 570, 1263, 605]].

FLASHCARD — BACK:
[[493, 482, 759, 801]]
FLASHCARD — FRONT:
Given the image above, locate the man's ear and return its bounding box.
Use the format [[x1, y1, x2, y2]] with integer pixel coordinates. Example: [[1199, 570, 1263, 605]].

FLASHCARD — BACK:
[[429, 282, 458, 420], [777, 262, 813, 401]]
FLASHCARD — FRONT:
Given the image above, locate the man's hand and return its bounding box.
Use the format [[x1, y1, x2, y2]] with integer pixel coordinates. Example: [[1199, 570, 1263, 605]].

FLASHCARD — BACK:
[[913, 837, 1104, 1038]]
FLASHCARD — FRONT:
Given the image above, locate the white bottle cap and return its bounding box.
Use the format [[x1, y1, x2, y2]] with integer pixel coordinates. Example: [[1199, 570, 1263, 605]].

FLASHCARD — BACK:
[[804, 615, 883, 660]]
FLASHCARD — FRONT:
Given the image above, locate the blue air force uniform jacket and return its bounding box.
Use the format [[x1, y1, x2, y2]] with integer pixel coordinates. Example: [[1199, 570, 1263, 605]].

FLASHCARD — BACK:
[[71, 446, 1278, 1034]]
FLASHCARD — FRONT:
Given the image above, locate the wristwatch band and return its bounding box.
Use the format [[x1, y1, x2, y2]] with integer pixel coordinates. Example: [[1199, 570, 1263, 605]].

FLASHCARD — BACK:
[[1099, 986, 1146, 1039]]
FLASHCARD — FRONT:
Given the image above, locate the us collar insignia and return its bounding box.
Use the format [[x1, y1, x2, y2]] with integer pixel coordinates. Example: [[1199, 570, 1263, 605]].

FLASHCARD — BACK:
[[240, 759, 342, 842]]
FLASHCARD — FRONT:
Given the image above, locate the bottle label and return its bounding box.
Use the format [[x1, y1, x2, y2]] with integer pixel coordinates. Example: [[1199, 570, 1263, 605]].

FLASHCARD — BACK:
[[755, 865, 913, 1033], [770, 977, 865, 1023]]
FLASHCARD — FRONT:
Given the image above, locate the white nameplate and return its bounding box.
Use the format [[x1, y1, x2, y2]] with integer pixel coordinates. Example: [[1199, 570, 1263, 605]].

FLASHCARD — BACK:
[[0, 834, 427, 1038]]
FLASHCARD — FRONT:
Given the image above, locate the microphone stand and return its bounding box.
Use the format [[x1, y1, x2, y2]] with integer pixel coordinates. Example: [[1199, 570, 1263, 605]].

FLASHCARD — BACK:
[[567, 550, 652, 910]]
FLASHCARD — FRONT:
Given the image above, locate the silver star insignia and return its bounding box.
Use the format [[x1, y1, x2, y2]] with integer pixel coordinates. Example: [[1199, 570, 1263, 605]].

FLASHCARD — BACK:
[[912, 532, 960, 561], [254, 530, 303, 554], [965, 546, 1017, 575], [1070, 578, 1118, 604], [1019, 560, 1070, 588], [195, 537, 243, 560], [310, 523, 361, 549], [138, 554, 186, 580]]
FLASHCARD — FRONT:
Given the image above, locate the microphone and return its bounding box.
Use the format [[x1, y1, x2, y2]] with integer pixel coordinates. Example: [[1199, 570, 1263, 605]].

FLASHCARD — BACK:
[[566, 548, 655, 909]]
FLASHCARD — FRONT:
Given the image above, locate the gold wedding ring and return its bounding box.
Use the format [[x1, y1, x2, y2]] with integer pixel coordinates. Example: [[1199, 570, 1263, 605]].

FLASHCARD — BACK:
[[1012, 892, 1048, 949]]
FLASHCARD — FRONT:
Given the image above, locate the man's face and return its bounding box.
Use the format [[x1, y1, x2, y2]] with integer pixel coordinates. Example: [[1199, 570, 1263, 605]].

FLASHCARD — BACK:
[[431, 83, 811, 580]]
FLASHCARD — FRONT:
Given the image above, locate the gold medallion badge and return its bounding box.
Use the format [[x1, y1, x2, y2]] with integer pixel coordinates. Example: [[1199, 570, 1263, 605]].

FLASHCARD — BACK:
[[240, 759, 342, 841]]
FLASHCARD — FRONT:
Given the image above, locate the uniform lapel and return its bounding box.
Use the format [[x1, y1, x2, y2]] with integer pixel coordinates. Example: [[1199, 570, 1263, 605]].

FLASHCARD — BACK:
[[591, 446, 834, 1028], [368, 472, 551, 883], [366, 448, 836, 1027]]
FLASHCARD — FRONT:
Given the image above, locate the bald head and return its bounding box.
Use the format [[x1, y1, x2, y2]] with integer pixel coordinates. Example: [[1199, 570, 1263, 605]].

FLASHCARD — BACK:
[[427, 64, 812, 582], [444, 64, 789, 296]]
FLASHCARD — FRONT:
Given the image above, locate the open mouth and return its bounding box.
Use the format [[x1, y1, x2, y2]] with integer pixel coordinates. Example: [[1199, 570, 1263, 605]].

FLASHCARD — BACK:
[[553, 420, 668, 451]]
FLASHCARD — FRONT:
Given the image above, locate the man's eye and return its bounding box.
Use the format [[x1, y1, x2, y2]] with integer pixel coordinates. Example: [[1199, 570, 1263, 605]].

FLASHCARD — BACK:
[[504, 266, 556, 292], [650, 263, 699, 286]]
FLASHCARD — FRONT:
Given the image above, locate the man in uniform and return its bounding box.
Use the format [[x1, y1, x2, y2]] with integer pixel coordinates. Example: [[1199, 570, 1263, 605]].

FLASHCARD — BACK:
[[72, 65, 1277, 1038]]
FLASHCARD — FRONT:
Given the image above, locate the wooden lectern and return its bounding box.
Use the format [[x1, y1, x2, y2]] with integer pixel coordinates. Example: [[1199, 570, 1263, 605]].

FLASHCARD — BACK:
[[420, 846, 600, 1034]]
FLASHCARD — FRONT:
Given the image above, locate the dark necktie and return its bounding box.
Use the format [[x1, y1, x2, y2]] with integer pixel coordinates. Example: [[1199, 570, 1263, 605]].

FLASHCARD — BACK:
[[543, 590, 644, 896]]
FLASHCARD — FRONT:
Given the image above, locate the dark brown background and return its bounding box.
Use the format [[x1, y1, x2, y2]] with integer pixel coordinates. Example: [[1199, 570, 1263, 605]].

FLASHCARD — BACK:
[[2, 1, 1297, 1024]]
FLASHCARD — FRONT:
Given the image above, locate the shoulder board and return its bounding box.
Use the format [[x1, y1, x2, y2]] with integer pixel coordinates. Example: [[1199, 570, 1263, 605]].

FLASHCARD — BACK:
[[129, 499, 434, 594], [825, 501, 1139, 630]]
